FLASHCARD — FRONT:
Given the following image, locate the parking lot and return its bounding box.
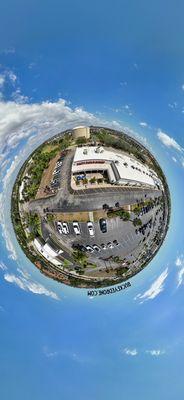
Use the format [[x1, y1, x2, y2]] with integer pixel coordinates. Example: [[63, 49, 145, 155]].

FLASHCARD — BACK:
[[40, 201, 163, 272]]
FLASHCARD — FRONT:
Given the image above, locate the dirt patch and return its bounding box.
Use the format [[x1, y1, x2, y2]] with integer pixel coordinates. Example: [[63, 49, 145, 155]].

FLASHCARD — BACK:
[[85, 268, 118, 278], [53, 211, 90, 222], [36, 152, 60, 199], [49, 210, 108, 222], [93, 210, 107, 221]]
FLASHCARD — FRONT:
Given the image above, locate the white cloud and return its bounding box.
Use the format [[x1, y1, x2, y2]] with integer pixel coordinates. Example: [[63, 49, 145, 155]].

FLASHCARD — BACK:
[[171, 155, 184, 169], [0, 261, 8, 271], [135, 268, 169, 303], [11, 88, 29, 104], [177, 268, 184, 288], [157, 129, 183, 152], [123, 348, 138, 356], [123, 347, 166, 357], [168, 102, 177, 110], [175, 255, 184, 287], [4, 272, 59, 300], [7, 71, 17, 83], [43, 346, 59, 358], [139, 121, 148, 127], [0, 74, 5, 88], [180, 158, 184, 168], [42, 346, 86, 363], [0, 204, 18, 261], [1, 47, 15, 55], [1, 154, 19, 188], [28, 62, 36, 70], [146, 349, 165, 357], [0, 70, 17, 92], [0, 98, 123, 166], [17, 267, 30, 279], [182, 84, 184, 91], [176, 256, 183, 267]]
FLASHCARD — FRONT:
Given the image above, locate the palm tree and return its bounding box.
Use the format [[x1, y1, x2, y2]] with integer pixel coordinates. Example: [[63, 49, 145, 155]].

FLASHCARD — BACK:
[[73, 250, 88, 267]]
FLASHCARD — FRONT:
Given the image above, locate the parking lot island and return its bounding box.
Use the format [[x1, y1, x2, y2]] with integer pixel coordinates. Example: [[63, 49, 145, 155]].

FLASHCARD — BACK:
[[11, 126, 171, 288]]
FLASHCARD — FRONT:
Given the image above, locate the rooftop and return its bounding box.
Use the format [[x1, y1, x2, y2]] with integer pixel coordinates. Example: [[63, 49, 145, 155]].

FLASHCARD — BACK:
[[73, 146, 160, 187]]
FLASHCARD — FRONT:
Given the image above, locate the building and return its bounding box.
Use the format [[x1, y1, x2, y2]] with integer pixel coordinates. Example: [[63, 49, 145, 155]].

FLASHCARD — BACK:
[[33, 238, 63, 266], [72, 126, 90, 140], [72, 146, 161, 189]]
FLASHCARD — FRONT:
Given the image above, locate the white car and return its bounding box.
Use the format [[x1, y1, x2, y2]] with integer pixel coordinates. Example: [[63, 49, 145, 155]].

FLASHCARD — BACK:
[[87, 221, 95, 236], [62, 222, 69, 234], [57, 221, 62, 234], [73, 221, 81, 235], [85, 245, 94, 253], [92, 244, 101, 252]]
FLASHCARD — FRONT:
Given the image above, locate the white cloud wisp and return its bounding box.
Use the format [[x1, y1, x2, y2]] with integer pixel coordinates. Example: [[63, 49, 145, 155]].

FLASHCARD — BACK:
[[157, 130, 183, 152], [135, 268, 169, 303], [4, 272, 59, 300]]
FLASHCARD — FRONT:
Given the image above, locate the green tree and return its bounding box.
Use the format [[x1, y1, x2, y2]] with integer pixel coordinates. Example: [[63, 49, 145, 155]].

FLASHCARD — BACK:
[[76, 137, 87, 145], [47, 214, 55, 223], [133, 218, 142, 226]]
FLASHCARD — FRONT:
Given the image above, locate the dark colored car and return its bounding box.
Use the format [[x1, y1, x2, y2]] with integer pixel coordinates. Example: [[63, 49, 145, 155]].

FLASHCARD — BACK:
[[72, 243, 86, 252], [113, 239, 119, 246], [99, 218, 107, 233]]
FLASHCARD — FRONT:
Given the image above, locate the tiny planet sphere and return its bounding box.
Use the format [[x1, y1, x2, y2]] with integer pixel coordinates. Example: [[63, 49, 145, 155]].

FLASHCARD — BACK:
[[11, 126, 170, 288]]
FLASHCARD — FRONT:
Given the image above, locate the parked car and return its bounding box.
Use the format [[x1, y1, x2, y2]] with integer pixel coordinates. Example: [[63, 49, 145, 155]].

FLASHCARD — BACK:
[[92, 244, 101, 252], [99, 218, 107, 233], [85, 245, 94, 253], [101, 243, 107, 250], [53, 169, 61, 175], [72, 244, 86, 252], [107, 242, 114, 249], [73, 221, 81, 235], [113, 239, 119, 246], [57, 221, 62, 234], [62, 222, 69, 234], [87, 221, 95, 236]]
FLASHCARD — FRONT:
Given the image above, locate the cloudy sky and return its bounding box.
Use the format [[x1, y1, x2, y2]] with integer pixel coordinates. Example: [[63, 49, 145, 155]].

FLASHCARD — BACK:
[[1, 1, 184, 399]]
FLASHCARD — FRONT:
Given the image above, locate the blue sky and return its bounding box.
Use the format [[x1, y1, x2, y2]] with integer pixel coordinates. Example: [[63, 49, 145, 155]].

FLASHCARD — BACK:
[[1, 1, 184, 399]]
